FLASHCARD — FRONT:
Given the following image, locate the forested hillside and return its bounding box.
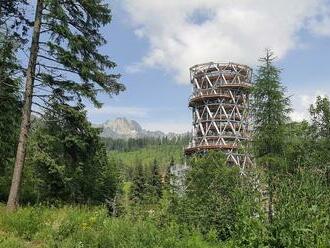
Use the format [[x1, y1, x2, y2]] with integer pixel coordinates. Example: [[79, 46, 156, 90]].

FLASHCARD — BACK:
[[103, 136, 189, 167]]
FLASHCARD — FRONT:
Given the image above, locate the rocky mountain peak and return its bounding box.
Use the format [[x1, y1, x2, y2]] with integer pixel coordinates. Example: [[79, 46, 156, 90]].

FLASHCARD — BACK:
[[104, 117, 142, 134], [100, 117, 165, 139]]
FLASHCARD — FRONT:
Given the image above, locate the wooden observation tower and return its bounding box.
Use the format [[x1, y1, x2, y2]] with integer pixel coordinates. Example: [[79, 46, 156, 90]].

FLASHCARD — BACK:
[[184, 62, 253, 170]]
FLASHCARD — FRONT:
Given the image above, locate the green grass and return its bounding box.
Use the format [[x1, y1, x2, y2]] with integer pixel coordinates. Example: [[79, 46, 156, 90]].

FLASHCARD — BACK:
[[0, 204, 226, 248], [109, 144, 185, 168]]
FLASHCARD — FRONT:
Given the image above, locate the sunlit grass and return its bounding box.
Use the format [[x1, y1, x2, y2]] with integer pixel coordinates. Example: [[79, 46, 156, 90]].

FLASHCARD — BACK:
[[0, 204, 221, 248]]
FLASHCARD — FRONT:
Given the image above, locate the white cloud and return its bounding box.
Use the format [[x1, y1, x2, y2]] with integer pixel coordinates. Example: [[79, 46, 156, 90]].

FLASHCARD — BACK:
[[122, 0, 330, 83], [310, 18, 330, 36], [290, 89, 330, 121], [307, 3, 330, 36]]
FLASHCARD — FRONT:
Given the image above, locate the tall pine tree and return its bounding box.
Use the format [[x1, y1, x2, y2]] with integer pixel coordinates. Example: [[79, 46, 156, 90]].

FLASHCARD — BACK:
[[7, 0, 125, 211], [0, 31, 22, 201], [147, 159, 162, 202], [131, 161, 146, 204], [251, 49, 291, 223]]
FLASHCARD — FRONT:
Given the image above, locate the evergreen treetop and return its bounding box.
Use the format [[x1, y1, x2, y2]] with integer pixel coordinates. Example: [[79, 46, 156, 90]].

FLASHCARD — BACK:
[[251, 49, 291, 158]]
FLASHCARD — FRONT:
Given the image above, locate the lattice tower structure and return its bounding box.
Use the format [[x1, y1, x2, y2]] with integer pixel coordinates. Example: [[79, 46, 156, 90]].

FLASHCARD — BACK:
[[185, 62, 253, 170]]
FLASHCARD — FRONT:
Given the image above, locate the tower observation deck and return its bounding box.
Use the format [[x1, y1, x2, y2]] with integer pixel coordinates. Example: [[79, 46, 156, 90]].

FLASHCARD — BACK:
[[184, 62, 253, 169]]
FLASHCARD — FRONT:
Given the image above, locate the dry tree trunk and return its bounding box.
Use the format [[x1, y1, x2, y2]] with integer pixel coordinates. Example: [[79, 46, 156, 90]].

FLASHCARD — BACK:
[[6, 0, 43, 211]]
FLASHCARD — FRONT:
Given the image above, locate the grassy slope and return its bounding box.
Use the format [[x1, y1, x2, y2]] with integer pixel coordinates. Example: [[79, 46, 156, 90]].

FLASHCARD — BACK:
[[108, 143, 186, 168], [0, 204, 223, 248]]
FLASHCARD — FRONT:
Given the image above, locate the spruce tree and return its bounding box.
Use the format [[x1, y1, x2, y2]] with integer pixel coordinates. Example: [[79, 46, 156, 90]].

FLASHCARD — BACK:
[[7, 0, 125, 211], [131, 162, 146, 204], [251, 49, 291, 223], [0, 32, 21, 201], [0, 0, 29, 160], [27, 100, 112, 203], [148, 159, 162, 201]]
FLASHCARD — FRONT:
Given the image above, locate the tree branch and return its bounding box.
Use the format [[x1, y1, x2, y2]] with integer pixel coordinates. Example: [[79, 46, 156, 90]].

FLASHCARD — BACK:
[[37, 63, 76, 74], [31, 109, 44, 117], [32, 101, 52, 112]]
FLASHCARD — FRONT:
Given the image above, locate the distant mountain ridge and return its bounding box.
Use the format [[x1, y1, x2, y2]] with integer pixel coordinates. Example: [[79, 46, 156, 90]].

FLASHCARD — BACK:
[[97, 117, 184, 139]]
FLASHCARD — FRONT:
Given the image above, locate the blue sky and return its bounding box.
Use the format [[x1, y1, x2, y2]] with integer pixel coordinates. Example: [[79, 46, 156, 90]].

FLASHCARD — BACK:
[[87, 0, 330, 133]]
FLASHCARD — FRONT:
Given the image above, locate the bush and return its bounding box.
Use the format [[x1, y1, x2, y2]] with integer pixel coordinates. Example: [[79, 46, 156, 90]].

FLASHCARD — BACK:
[[270, 169, 330, 248], [174, 152, 265, 242], [0, 204, 221, 247]]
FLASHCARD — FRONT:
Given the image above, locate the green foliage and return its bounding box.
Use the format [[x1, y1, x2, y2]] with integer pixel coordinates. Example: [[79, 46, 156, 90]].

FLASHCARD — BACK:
[[270, 168, 330, 247], [24, 104, 118, 204], [251, 49, 291, 226], [0, 206, 44, 240], [1, 2, 329, 245], [1, 0, 127, 211], [102, 135, 190, 152], [283, 96, 330, 171], [0, 204, 223, 248], [251, 49, 291, 159], [307, 96, 330, 168], [0, 33, 21, 202], [147, 159, 162, 201], [174, 152, 265, 243], [30, 0, 125, 110], [283, 121, 310, 171], [130, 162, 147, 204], [109, 143, 185, 169], [310, 96, 330, 138], [108, 141, 185, 211]]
